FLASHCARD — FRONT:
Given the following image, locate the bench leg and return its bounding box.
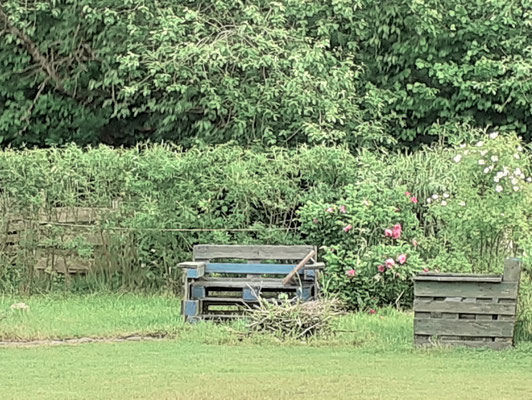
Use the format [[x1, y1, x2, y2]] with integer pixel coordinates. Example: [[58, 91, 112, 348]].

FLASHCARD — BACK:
[[296, 286, 312, 301], [183, 300, 201, 321]]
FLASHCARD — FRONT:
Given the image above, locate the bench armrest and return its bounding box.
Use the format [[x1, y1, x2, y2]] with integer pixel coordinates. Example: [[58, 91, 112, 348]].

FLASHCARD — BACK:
[[178, 261, 206, 269], [305, 262, 325, 269]]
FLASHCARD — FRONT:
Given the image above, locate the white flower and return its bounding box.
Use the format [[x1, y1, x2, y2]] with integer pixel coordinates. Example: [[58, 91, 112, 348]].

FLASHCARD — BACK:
[[514, 168, 522, 176], [426, 198, 432, 204], [495, 185, 503, 193], [480, 150, 488, 156], [483, 167, 490, 174], [527, 177, 532, 183], [494, 176, 500, 183], [460, 144, 466, 148], [513, 186, 520, 192], [476, 141, 484, 147], [443, 193, 450, 198], [491, 155, 498, 162], [453, 154, 462, 163], [432, 194, 439, 200], [489, 132, 499, 139], [441, 200, 447, 206], [514, 153, 520, 159], [511, 177, 518, 185], [458, 201, 466, 207], [517, 146, 523, 152], [478, 159, 485, 165]]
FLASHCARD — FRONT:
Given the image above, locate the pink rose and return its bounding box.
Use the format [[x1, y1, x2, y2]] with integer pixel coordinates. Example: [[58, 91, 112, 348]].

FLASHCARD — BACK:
[[384, 228, 393, 237], [385, 258, 395, 268], [397, 254, 407, 264], [368, 309, 377, 315], [343, 224, 353, 233], [423, 267, 430, 273], [412, 239, 418, 247], [377, 265, 386, 273], [391, 223, 402, 239], [346, 269, 356, 277], [405, 191, 411, 197], [410, 196, 418, 204], [339, 205, 346, 214]]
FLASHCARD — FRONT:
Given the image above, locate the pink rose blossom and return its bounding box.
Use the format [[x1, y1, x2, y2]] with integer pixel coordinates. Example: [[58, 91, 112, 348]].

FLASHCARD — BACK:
[[392, 223, 402, 239], [412, 239, 418, 247], [343, 224, 353, 233], [339, 205, 347, 214], [397, 254, 407, 264], [423, 267, 430, 273], [405, 191, 411, 197], [377, 265, 386, 273], [385, 258, 395, 268], [368, 309, 377, 315], [346, 269, 356, 277], [410, 196, 418, 204], [384, 228, 393, 237]]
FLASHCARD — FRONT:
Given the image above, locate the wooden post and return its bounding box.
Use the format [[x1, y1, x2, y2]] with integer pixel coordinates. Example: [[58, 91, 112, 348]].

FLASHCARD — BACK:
[[503, 258, 522, 283]]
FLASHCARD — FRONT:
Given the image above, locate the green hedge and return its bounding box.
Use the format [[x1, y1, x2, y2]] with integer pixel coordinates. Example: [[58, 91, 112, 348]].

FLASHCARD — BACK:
[[1, 135, 531, 314]]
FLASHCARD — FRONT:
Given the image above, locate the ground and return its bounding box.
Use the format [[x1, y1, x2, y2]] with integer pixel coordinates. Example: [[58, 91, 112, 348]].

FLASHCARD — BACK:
[[1, 294, 531, 399]]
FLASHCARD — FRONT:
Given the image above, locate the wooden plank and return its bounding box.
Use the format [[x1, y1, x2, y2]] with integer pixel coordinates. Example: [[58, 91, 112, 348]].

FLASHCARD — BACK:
[[414, 336, 512, 350], [503, 258, 522, 282], [414, 318, 515, 337], [414, 299, 517, 315], [416, 272, 502, 278], [415, 275, 502, 283], [282, 250, 315, 286], [205, 263, 301, 275], [178, 261, 206, 270], [193, 245, 316, 260], [414, 281, 518, 298], [35, 256, 91, 274], [191, 277, 313, 289]]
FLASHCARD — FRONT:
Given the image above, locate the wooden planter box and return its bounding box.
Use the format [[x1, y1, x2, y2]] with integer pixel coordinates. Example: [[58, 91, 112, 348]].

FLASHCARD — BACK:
[[413, 258, 521, 350]]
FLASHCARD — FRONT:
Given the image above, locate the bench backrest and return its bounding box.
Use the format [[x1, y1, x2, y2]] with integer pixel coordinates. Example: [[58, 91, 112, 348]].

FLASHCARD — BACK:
[[192, 245, 318, 277]]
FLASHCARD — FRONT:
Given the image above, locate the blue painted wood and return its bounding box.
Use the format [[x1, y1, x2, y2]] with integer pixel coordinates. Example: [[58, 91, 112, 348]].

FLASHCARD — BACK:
[[243, 287, 259, 301], [204, 263, 311, 275], [187, 265, 205, 278], [303, 270, 316, 279], [296, 286, 313, 301], [191, 286, 206, 299], [184, 300, 200, 316]]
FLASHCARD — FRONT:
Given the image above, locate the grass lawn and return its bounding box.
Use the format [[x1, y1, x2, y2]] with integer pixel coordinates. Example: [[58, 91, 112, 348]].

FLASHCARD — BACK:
[[1, 294, 532, 399]]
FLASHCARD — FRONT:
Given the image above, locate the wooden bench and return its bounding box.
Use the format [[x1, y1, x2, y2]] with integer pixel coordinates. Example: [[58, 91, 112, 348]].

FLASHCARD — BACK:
[[178, 245, 324, 322], [413, 258, 522, 349]]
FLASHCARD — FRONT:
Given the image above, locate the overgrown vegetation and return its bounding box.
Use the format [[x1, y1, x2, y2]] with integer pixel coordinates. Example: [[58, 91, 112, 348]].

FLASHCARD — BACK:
[[1, 1, 531, 148], [1, 131, 531, 319]]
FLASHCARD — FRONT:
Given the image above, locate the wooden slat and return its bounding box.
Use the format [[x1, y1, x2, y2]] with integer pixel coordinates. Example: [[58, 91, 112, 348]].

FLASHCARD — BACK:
[[414, 318, 514, 337], [414, 299, 516, 316], [415, 275, 502, 283], [416, 272, 502, 279], [191, 277, 313, 289], [35, 256, 91, 274], [414, 336, 512, 350], [193, 245, 316, 261], [204, 263, 310, 275], [414, 281, 518, 298]]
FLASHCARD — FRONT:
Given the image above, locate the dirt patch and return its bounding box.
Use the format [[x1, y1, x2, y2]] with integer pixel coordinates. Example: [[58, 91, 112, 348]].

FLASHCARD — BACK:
[[0, 333, 170, 348]]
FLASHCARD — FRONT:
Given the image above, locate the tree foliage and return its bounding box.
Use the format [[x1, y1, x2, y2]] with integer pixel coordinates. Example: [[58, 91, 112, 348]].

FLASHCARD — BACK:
[[1, 1, 532, 148]]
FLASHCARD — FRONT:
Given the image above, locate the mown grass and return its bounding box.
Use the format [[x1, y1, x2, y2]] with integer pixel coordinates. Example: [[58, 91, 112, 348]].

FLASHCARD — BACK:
[[1, 294, 532, 399]]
